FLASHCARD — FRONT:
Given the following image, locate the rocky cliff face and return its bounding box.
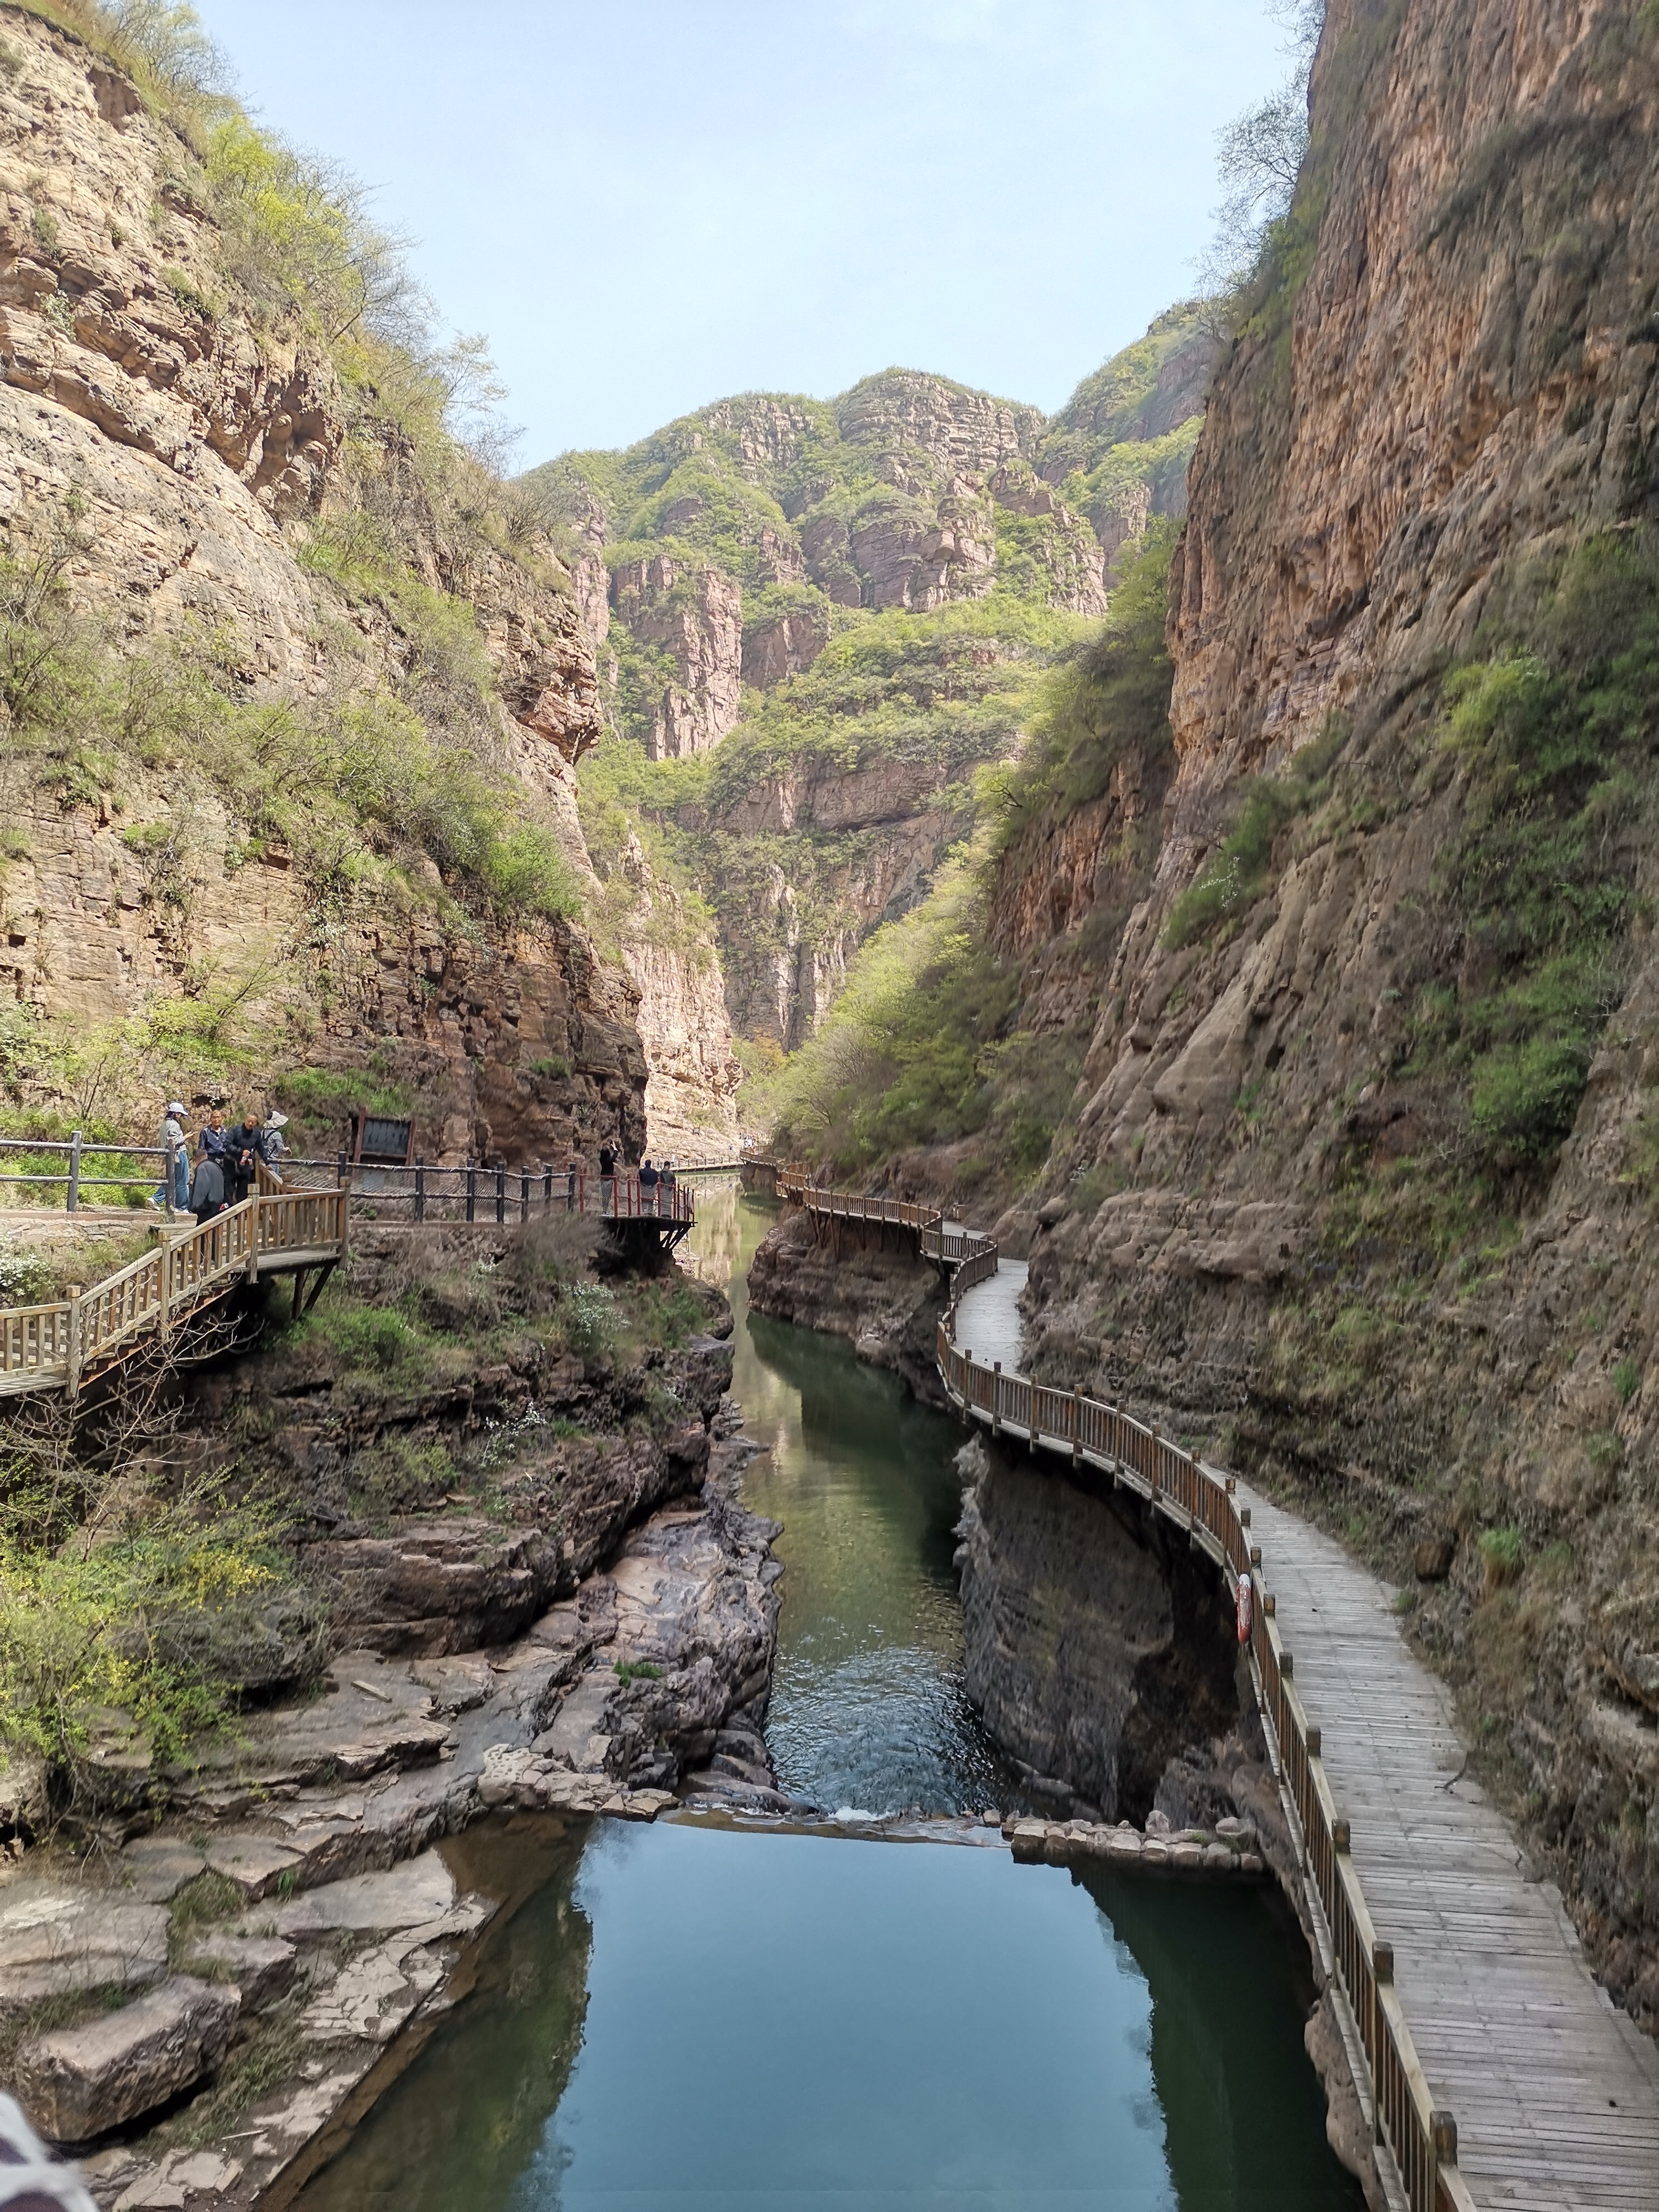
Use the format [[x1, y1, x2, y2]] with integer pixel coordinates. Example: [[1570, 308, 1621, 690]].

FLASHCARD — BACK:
[[1008, 0, 1659, 2025], [0, 7, 644, 1165], [610, 554, 743, 758]]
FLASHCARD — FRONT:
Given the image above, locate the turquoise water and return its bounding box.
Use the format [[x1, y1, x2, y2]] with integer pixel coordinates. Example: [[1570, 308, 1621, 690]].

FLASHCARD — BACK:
[[690, 1185, 1019, 1815], [295, 1183, 1364, 2211], [298, 1818, 1360, 2211]]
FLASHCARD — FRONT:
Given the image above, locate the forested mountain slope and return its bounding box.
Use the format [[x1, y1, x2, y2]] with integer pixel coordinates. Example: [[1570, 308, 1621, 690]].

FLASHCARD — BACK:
[[529, 316, 1215, 1092]]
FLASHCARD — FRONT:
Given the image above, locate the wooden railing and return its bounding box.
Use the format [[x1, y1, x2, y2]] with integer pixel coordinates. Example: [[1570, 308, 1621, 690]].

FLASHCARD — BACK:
[[785, 1175, 1470, 2212], [931, 1316, 1475, 2212], [0, 1158, 700, 1400], [0, 1187, 349, 1398]]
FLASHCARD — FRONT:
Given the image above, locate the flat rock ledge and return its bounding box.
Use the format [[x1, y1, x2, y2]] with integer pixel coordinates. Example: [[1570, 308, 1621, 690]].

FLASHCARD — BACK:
[[1004, 1811, 1267, 1877], [0, 1432, 780, 2212]]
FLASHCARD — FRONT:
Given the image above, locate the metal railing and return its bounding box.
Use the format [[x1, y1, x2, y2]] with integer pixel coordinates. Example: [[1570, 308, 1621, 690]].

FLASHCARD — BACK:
[[789, 1178, 1474, 2212], [0, 1133, 180, 1212], [267, 1154, 700, 1228]]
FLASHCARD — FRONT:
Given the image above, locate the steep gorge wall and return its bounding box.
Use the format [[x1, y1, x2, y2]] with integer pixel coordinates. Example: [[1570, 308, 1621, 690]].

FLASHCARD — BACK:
[[0, 8, 647, 1164], [1014, 0, 1659, 2025]]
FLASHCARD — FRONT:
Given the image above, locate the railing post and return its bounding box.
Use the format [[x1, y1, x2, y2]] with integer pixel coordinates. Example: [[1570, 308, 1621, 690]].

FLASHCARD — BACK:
[[64, 1285, 81, 1395], [415, 1157, 426, 1223], [544, 1163, 553, 1214], [1373, 1944, 1393, 2146], [246, 1190, 259, 1282], [495, 1164, 505, 1224], [66, 1130, 81, 1214], [157, 1240, 172, 1340], [1070, 1391, 1080, 1468], [992, 1360, 1001, 1438], [336, 1148, 347, 1190], [520, 1166, 530, 1222], [466, 1159, 476, 1223]]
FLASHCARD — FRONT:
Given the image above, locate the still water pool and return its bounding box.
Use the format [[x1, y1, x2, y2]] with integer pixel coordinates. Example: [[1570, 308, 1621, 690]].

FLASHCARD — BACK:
[[295, 1187, 1363, 2211]]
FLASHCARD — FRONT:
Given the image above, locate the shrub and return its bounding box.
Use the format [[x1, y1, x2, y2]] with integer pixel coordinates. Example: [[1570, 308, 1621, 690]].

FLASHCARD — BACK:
[[1613, 1358, 1641, 1406], [0, 1468, 292, 1789], [996, 520, 1177, 844], [1423, 529, 1659, 1168], [1477, 1526, 1524, 1593]]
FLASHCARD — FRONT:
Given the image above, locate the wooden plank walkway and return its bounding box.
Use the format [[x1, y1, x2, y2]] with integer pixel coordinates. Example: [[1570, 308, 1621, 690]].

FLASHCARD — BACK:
[[953, 1251, 1026, 1371], [1244, 1487, 1659, 2210], [771, 1171, 1659, 2209]]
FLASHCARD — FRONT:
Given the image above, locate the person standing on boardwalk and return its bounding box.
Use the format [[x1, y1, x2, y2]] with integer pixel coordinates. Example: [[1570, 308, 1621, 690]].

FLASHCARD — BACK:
[[230, 1113, 265, 1205], [189, 1149, 226, 1225], [197, 1108, 229, 1168], [152, 1101, 189, 1212], [639, 1156, 660, 1215], [660, 1157, 677, 1216], [598, 1139, 616, 1215]]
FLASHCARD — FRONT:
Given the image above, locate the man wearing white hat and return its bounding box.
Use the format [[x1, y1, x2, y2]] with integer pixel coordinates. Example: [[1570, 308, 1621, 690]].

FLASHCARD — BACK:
[[152, 1099, 189, 1213]]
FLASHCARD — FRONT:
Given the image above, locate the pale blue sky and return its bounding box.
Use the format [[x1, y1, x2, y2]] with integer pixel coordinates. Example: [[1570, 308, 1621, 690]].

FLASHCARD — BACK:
[[192, 2, 1290, 465]]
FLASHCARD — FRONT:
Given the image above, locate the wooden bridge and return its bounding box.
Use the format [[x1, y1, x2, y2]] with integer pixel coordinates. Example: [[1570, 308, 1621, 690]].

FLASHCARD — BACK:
[[774, 1169, 1659, 2212], [0, 1186, 348, 1399], [0, 1165, 718, 1400]]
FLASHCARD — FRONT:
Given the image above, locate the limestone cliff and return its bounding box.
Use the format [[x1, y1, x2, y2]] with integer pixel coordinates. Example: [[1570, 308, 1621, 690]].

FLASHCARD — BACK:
[[551, 332, 1201, 1077], [0, 5, 645, 1165], [1006, 0, 1659, 2026]]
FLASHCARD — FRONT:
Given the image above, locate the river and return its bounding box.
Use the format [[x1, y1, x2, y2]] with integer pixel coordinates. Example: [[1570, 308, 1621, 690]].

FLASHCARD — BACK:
[[296, 1184, 1364, 2211]]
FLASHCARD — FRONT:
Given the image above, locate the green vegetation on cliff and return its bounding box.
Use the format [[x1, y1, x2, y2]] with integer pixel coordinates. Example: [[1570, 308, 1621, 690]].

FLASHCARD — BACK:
[[766, 528, 1181, 1183], [1423, 529, 1659, 1168]]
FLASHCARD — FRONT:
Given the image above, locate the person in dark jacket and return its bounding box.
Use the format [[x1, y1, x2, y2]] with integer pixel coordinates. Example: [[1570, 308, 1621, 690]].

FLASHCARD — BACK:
[[598, 1140, 616, 1215], [229, 1113, 265, 1204], [190, 1151, 226, 1224], [638, 1157, 660, 1215], [197, 1108, 229, 1165]]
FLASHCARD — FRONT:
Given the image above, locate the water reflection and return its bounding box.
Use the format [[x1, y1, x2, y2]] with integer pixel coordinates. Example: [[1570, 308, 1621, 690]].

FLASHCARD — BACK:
[[296, 1819, 1364, 2212], [686, 1182, 1018, 1815]]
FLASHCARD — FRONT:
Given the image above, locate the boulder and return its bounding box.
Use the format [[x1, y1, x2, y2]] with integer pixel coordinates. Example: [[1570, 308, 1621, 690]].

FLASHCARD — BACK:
[[16, 1976, 239, 2142]]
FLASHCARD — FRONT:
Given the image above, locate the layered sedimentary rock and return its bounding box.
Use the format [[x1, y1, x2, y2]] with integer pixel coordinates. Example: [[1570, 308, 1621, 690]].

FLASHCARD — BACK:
[[611, 554, 744, 757], [956, 1442, 1240, 1820]]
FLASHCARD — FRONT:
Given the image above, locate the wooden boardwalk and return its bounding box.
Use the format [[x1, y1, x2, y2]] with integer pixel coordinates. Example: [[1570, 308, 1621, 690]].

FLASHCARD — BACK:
[[771, 1168, 1659, 2210], [1245, 1488, 1659, 2210], [953, 1251, 1026, 1370]]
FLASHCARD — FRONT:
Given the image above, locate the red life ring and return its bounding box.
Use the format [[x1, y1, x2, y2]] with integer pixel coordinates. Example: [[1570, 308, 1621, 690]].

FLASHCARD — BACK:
[[1236, 1572, 1254, 1645]]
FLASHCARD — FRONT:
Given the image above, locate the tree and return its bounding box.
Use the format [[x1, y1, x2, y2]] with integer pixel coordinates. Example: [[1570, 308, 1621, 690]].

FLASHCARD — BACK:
[[1195, 1, 1327, 314]]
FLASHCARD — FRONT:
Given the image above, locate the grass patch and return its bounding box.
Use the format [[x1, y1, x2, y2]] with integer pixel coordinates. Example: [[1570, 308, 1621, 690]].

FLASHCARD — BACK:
[[1164, 714, 1347, 948], [613, 1659, 662, 1683], [1478, 1526, 1525, 1592]]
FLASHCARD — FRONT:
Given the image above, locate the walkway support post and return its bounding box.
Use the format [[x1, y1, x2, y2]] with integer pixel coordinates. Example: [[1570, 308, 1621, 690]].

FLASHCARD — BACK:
[[415, 1159, 426, 1223], [66, 1130, 81, 1214], [466, 1160, 476, 1223], [64, 1285, 81, 1395]]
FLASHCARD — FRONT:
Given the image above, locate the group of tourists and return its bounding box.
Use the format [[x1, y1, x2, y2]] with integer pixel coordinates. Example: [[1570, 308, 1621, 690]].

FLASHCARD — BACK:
[[152, 1102, 290, 1225], [592, 1141, 680, 1215]]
